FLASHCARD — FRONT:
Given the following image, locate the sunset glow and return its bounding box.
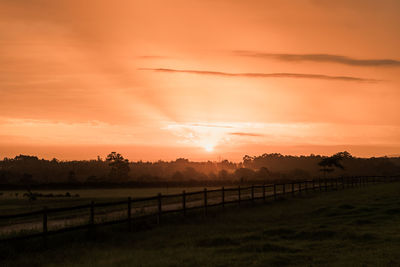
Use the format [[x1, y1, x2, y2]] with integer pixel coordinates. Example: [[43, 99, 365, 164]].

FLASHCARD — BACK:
[[1, 0, 400, 161], [203, 144, 214, 153]]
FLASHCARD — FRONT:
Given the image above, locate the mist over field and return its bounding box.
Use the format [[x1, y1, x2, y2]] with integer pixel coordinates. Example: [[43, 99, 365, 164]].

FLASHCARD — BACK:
[[1, 152, 399, 187]]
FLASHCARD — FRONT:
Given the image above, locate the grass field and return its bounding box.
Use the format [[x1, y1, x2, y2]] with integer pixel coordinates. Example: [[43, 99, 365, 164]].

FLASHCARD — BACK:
[[0, 187, 219, 215], [2, 182, 400, 266]]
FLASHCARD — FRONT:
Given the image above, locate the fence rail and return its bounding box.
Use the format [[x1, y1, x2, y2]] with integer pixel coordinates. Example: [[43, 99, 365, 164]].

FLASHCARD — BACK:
[[1, 175, 399, 242]]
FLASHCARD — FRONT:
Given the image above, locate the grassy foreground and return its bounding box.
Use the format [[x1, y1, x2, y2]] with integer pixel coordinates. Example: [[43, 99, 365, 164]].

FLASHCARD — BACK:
[[2, 182, 400, 266]]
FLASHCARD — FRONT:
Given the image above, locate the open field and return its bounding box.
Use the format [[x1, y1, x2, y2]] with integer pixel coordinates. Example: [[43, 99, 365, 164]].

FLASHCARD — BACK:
[[0, 187, 221, 215], [2, 182, 400, 266], [0, 183, 281, 237]]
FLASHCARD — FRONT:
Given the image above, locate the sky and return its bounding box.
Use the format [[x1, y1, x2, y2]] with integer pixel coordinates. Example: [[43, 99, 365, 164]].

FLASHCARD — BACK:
[[1, 0, 400, 161]]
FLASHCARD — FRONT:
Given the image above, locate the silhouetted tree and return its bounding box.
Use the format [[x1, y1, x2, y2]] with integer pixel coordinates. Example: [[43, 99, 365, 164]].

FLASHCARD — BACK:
[[318, 152, 346, 178], [106, 152, 130, 181], [234, 168, 255, 183], [255, 167, 270, 181], [218, 169, 229, 180]]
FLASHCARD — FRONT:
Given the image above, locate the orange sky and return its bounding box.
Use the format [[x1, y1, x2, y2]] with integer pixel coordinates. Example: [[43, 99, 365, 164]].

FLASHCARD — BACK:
[[1, 0, 400, 161]]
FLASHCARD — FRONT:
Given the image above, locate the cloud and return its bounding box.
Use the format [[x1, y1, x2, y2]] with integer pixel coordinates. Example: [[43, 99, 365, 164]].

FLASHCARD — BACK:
[[139, 68, 378, 82], [186, 123, 234, 129], [234, 51, 400, 67], [229, 132, 264, 137]]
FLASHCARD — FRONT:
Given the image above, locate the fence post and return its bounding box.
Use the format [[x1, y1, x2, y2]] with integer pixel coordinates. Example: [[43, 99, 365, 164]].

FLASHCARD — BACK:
[[342, 177, 345, 189], [313, 179, 315, 191], [157, 193, 162, 224], [299, 182, 302, 194], [292, 182, 295, 196], [305, 181, 308, 193], [204, 188, 208, 216], [90, 201, 95, 226], [182, 190, 186, 216], [127, 197, 132, 232], [273, 184, 277, 200], [324, 179, 328, 192], [251, 185, 255, 204], [238, 185, 241, 205], [262, 184, 266, 202], [282, 183, 286, 195], [222, 187, 225, 208], [319, 179, 322, 192], [43, 206, 48, 247]]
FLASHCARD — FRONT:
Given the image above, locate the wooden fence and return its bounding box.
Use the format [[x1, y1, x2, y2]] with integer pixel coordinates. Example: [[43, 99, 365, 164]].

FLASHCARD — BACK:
[[0, 175, 399, 242]]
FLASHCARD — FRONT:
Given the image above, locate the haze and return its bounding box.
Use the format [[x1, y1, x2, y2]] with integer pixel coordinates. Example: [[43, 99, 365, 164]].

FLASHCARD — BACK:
[[1, 0, 400, 161]]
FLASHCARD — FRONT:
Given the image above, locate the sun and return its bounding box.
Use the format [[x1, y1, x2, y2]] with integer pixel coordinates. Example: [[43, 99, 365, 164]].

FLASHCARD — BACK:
[[203, 144, 214, 152]]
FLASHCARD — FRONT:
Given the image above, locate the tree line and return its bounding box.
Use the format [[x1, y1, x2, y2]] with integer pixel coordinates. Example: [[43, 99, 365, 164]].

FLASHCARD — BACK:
[[0, 151, 399, 186]]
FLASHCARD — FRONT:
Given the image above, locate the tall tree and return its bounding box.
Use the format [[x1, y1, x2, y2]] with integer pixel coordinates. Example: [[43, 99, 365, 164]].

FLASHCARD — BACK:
[[318, 152, 347, 178], [106, 152, 130, 181]]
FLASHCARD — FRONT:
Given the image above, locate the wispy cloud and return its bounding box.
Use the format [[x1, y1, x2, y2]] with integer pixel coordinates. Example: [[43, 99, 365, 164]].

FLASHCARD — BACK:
[[234, 51, 400, 67], [229, 132, 264, 137], [139, 68, 378, 82]]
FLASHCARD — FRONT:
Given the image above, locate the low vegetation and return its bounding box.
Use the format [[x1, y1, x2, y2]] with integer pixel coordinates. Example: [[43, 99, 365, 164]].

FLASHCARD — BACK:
[[2, 182, 400, 266]]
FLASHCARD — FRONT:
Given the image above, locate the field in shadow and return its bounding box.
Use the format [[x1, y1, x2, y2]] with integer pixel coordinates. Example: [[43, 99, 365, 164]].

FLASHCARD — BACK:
[[2, 182, 400, 266]]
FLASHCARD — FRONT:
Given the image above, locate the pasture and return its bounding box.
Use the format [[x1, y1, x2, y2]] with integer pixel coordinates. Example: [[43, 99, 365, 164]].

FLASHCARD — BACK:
[[2, 182, 400, 266], [0, 187, 219, 215]]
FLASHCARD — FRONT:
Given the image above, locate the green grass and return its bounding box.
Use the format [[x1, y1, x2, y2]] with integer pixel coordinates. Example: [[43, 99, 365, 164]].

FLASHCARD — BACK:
[[2, 182, 400, 266]]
